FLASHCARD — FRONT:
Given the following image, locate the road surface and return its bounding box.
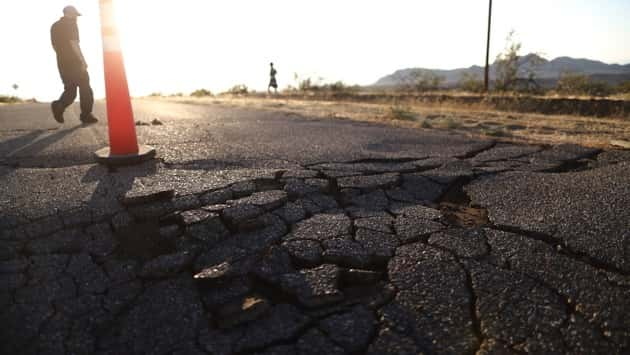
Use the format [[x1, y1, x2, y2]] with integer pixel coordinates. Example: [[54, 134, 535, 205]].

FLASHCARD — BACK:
[[1, 99, 629, 354]]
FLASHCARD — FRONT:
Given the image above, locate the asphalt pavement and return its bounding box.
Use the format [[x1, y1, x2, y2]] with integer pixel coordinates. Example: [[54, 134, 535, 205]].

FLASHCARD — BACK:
[[1, 99, 629, 354]]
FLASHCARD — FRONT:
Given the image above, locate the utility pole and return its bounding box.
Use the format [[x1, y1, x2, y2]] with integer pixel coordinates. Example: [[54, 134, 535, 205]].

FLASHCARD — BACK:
[[484, 0, 493, 92]]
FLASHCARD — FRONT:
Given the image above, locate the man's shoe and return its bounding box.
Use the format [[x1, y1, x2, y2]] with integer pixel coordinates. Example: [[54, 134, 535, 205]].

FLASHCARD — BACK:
[[51, 101, 64, 123], [80, 113, 99, 125]]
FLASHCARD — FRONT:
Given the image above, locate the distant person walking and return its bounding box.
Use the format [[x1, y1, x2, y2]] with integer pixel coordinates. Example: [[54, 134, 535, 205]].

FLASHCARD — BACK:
[[50, 5, 98, 124], [268, 62, 278, 94]]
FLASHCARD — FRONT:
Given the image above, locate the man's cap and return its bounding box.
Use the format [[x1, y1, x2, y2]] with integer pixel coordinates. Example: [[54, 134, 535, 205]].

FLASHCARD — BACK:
[[63, 5, 82, 17]]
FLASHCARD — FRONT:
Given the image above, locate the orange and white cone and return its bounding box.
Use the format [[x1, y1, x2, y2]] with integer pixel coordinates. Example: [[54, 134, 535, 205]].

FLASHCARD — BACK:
[[94, 0, 155, 165]]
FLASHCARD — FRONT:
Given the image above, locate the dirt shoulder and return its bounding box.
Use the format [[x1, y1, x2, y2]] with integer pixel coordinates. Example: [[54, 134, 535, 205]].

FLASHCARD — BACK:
[[161, 96, 630, 149]]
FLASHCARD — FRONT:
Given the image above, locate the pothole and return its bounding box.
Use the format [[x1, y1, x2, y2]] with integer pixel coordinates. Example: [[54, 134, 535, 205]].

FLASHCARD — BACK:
[[437, 177, 490, 228], [113, 220, 175, 260]]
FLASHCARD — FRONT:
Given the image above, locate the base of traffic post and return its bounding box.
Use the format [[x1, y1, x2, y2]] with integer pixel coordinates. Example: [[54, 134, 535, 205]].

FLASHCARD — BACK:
[[94, 145, 156, 166]]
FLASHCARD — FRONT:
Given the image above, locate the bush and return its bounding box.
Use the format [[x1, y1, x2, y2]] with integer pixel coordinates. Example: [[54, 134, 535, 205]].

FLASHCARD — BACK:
[[283, 85, 298, 93], [458, 73, 485, 93], [190, 89, 213, 97], [405, 71, 444, 92], [617, 81, 630, 93], [586, 81, 612, 97], [556, 73, 613, 97], [0, 95, 21, 103], [387, 105, 416, 121], [148, 92, 163, 97], [295, 78, 358, 95], [299, 78, 316, 92], [323, 81, 351, 93], [323, 81, 359, 94], [443, 117, 461, 129], [227, 84, 248, 95]]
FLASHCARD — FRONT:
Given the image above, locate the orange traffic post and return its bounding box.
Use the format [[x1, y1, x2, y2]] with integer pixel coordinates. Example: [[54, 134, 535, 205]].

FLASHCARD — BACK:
[[94, 0, 155, 165]]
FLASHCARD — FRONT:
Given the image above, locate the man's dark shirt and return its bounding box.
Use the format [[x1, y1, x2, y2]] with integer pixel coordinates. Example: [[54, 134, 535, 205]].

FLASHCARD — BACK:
[[51, 17, 82, 69]]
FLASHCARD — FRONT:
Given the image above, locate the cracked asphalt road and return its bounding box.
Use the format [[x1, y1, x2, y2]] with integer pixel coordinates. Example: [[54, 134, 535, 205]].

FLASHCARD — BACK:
[[1, 99, 629, 354]]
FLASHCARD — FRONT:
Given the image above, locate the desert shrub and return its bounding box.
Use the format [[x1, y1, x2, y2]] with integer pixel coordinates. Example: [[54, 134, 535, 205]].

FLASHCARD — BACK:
[[617, 81, 630, 93], [459, 73, 485, 93], [387, 104, 416, 121], [283, 85, 297, 93], [582, 81, 612, 97], [556, 73, 589, 94], [556, 73, 613, 97], [322, 81, 359, 94], [443, 117, 461, 129], [227, 84, 248, 95], [482, 128, 507, 137], [295, 77, 358, 94], [324, 81, 349, 93], [511, 78, 544, 95], [190, 89, 213, 97], [0, 95, 21, 103], [299, 78, 317, 92], [327, 81, 345, 91], [408, 71, 444, 92], [148, 92, 163, 97]]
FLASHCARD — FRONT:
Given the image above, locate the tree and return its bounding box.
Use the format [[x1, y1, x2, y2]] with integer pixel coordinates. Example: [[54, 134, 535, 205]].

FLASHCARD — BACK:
[[12, 84, 19, 91], [493, 31, 545, 93], [494, 31, 521, 91]]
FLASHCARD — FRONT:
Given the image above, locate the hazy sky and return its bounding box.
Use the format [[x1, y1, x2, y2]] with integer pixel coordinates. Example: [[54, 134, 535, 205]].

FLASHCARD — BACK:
[[1, 0, 629, 100]]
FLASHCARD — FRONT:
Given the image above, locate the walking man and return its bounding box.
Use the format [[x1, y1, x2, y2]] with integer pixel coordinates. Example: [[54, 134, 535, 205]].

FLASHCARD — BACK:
[[268, 62, 278, 94], [50, 5, 98, 124]]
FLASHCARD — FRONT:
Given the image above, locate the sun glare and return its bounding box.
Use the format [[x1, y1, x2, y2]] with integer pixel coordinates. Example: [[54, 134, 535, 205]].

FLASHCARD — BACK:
[[1, 0, 629, 100], [113, 1, 277, 96]]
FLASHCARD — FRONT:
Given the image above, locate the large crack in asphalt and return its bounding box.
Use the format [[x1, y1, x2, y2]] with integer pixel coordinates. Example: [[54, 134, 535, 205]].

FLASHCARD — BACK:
[[2, 143, 630, 354], [459, 264, 484, 355], [489, 225, 630, 277], [456, 141, 498, 160]]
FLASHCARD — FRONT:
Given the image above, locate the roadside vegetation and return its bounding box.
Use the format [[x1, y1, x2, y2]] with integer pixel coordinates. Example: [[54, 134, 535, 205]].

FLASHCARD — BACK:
[[387, 104, 417, 121], [156, 30, 628, 148], [190, 89, 213, 97], [0, 95, 22, 104], [1, 83, 24, 103], [458, 73, 485, 93], [282, 74, 360, 96], [223, 84, 249, 96]]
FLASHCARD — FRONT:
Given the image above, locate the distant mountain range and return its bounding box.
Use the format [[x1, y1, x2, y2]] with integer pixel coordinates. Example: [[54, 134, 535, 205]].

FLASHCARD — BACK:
[[374, 54, 630, 88]]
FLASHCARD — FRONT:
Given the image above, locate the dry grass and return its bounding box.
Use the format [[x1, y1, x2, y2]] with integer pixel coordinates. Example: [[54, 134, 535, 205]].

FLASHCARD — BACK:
[[161, 95, 630, 149], [386, 105, 417, 121]]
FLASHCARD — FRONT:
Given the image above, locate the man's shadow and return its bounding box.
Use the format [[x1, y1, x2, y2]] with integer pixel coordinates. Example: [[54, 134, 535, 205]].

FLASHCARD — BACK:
[[1, 125, 85, 160], [0, 130, 48, 157], [0, 125, 85, 178]]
